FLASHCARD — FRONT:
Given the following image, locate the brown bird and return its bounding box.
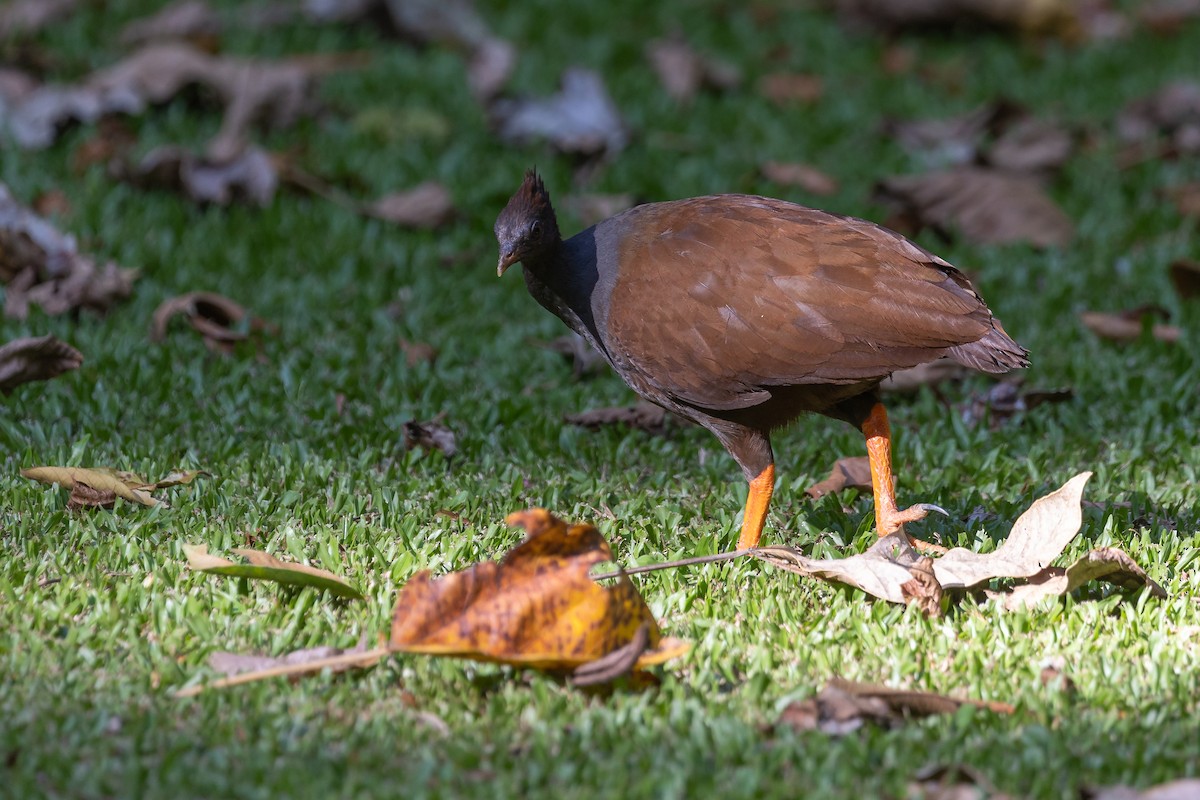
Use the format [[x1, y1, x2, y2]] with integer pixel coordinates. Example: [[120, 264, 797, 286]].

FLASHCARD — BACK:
[[495, 171, 1028, 550]]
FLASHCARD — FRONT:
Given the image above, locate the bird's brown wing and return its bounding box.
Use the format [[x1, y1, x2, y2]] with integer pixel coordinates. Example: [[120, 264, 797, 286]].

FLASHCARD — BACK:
[[602, 195, 994, 412]]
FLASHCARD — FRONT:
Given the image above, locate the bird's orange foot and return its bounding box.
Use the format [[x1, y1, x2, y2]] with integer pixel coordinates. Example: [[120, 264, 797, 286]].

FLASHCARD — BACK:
[[878, 503, 948, 554]]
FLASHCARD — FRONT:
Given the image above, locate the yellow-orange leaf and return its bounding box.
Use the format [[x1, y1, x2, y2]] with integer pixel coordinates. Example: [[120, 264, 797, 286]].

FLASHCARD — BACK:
[[390, 508, 686, 673]]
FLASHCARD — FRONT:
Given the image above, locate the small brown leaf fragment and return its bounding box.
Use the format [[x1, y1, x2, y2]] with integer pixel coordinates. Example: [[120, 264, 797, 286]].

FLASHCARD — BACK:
[[389, 508, 685, 677], [364, 182, 455, 228], [1139, 0, 1200, 35], [467, 37, 516, 103], [645, 34, 741, 105], [32, 190, 71, 218], [72, 119, 137, 173], [998, 547, 1167, 610], [119, 0, 223, 47], [490, 68, 628, 158], [0, 335, 82, 395], [1117, 83, 1200, 157], [1169, 259, 1200, 300], [962, 378, 1074, 428], [403, 417, 457, 457], [760, 162, 839, 196], [874, 167, 1074, 248], [564, 400, 670, 434], [880, 359, 972, 393], [805, 456, 874, 499], [900, 556, 943, 616], [757, 72, 823, 106], [399, 339, 438, 367], [1039, 656, 1077, 695], [908, 765, 1012, 800], [987, 116, 1074, 174], [1079, 308, 1181, 344], [150, 291, 270, 354]]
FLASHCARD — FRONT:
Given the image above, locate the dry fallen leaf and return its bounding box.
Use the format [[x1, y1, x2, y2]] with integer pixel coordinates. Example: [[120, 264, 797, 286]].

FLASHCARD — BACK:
[[1116, 82, 1200, 158], [184, 544, 365, 600], [0, 335, 82, 395], [1079, 307, 1182, 344], [644, 34, 741, 105], [754, 473, 1162, 613], [998, 547, 1166, 610], [1, 183, 138, 320], [907, 765, 1014, 800], [399, 338, 438, 367], [19, 465, 206, 507], [1139, 0, 1200, 34], [834, 0, 1085, 39], [961, 379, 1074, 428], [1088, 779, 1200, 800], [403, 417, 457, 457], [805, 456, 874, 500], [491, 68, 628, 158], [777, 677, 1012, 735], [564, 400, 670, 434], [760, 162, 839, 196], [364, 182, 456, 228], [875, 167, 1075, 248], [150, 291, 272, 354], [1169, 259, 1200, 299], [114, 145, 279, 207], [1164, 182, 1200, 219], [880, 358, 973, 393], [176, 640, 386, 697], [118, 0, 223, 47], [757, 72, 823, 106], [389, 507, 688, 678], [0, 0, 81, 38], [540, 332, 610, 379]]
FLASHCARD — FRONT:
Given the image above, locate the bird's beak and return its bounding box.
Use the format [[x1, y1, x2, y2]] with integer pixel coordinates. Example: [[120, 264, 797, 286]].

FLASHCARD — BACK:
[[497, 248, 520, 277]]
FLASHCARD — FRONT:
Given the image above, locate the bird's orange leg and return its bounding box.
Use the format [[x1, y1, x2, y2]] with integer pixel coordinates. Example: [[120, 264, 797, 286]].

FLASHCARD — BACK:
[[861, 402, 946, 551], [736, 464, 775, 549]]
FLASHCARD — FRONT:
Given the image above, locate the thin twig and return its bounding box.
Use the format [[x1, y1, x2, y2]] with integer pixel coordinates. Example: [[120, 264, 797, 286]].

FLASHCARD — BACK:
[[593, 548, 754, 580], [174, 646, 389, 698]]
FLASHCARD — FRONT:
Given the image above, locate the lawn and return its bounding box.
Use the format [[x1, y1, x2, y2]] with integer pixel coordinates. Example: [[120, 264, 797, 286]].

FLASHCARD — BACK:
[[2, 1, 1199, 798]]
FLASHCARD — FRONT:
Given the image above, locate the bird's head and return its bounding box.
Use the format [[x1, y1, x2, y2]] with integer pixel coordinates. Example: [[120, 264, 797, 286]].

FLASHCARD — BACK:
[[495, 169, 560, 277]]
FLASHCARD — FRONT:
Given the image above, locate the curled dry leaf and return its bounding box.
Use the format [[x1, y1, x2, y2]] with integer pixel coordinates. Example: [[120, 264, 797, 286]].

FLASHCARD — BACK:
[[184, 544, 365, 600], [114, 145, 279, 207], [1169, 259, 1200, 300], [804, 456, 874, 500], [150, 291, 271, 354], [760, 162, 839, 196], [757, 72, 823, 106], [390, 508, 688, 678], [998, 547, 1166, 610], [777, 677, 1012, 735], [644, 34, 741, 105], [491, 68, 628, 158], [564, 399, 671, 434], [0, 183, 138, 320], [875, 167, 1074, 248], [0, 335, 82, 395], [1079, 307, 1182, 344], [403, 417, 457, 457], [364, 182, 456, 228]]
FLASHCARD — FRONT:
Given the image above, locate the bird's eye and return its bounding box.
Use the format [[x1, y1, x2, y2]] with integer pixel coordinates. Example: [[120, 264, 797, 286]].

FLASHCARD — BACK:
[[530, 220, 542, 237]]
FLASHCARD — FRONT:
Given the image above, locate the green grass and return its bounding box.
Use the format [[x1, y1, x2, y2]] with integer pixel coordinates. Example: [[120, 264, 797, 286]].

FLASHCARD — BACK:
[[3, 2, 1200, 798]]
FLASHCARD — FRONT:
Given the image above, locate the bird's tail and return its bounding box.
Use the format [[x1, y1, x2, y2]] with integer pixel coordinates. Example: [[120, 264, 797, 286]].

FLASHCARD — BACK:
[[946, 320, 1030, 374]]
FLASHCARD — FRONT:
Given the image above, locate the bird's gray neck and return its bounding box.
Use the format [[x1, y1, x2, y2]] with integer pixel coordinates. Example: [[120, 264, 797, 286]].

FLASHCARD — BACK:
[[521, 229, 608, 354]]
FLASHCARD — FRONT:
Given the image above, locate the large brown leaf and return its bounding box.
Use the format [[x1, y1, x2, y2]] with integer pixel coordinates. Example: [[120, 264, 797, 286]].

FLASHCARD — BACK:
[[0, 335, 82, 395], [389, 508, 687, 675], [875, 167, 1074, 248], [20, 465, 205, 508]]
